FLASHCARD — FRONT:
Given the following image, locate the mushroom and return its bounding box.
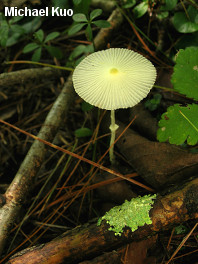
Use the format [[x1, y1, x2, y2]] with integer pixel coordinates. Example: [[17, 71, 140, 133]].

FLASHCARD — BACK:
[[72, 48, 156, 164]]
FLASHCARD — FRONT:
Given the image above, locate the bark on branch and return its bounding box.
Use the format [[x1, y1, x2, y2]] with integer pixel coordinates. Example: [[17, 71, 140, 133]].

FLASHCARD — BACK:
[[0, 67, 63, 88]]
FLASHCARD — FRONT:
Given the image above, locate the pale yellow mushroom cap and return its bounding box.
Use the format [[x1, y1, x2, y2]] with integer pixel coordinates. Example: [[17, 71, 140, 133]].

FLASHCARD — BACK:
[[72, 48, 157, 110]]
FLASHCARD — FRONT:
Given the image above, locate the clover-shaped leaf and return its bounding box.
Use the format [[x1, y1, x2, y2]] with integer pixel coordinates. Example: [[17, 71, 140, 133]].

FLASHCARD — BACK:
[[34, 29, 44, 42], [73, 13, 88, 22], [157, 104, 198, 145], [171, 47, 198, 100], [90, 9, 102, 21]]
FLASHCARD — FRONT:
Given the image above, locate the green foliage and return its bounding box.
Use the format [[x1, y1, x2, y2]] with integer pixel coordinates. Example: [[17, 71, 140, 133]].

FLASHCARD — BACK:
[[157, 47, 198, 146], [122, 0, 136, 9], [81, 101, 94, 112], [157, 104, 198, 145], [160, 0, 178, 11], [98, 194, 156, 236], [157, 0, 178, 19], [145, 94, 162, 111], [68, 9, 111, 41], [172, 48, 198, 99], [0, 13, 41, 47], [74, 127, 93, 138], [133, 1, 148, 19], [122, 0, 149, 19], [175, 224, 188, 235], [73, 0, 91, 15], [66, 44, 94, 67], [73, 0, 82, 5], [23, 29, 62, 61], [173, 5, 198, 33]]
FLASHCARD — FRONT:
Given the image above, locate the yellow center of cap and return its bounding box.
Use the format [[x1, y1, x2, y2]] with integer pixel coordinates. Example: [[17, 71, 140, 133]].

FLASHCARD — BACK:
[[110, 68, 118, 74]]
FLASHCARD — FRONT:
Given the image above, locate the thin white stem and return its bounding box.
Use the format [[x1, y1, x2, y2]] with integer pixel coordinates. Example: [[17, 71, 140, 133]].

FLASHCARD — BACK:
[[109, 109, 118, 164]]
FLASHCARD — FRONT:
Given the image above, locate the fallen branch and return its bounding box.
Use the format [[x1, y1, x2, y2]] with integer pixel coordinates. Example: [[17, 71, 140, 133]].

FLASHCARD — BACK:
[[0, 75, 75, 255], [7, 177, 198, 264], [0, 67, 63, 87]]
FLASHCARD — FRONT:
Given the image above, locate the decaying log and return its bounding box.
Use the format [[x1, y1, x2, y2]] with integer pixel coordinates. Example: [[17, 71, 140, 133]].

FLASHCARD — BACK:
[[7, 177, 198, 264], [116, 122, 198, 189], [0, 67, 64, 88]]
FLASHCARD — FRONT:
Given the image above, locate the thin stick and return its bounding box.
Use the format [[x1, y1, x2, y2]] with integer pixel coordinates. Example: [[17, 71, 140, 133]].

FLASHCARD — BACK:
[[5, 60, 74, 71]]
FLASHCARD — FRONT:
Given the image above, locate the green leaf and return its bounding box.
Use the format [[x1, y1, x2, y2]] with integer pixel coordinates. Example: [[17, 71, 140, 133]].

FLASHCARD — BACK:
[[73, 0, 82, 4], [171, 47, 198, 100], [85, 24, 93, 41], [10, 24, 25, 34], [160, 0, 178, 11], [157, 11, 169, 20], [90, 9, 102, 21], [188, 5, 198, 24], [34, 29, 44, 42], [157, 104, 198, 145], [74, 0, 91, 15], [9, 15, 23, 24], [173, 6, 198, 33], [44, 32, 60, 43], [75, 55, 86, 66], [122, 0, 136, 9], [174, 225, 188, 235], [45, 45, 63, 59], [81, 101, 94, 112], [73, 13, 88, 22], [133, 2, 148, 19], [68, 23, 86, 35], [22, 16, 42, 34], [92, 20, 111, 28], [144, 94, 162, 111], [4, 17, 42, 47], [52, 0, 69, 9], [31, 47, 42, 62], [0, 21, 9, 47], [23, 42, 39, 53], [84, 43, 94, 53], [75, 127, 93, 138], [69, 44, 86, 60]]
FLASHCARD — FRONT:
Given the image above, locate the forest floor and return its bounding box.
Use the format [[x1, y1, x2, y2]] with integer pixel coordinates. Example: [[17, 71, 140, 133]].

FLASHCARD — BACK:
[[0, 1, 198, 263]]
